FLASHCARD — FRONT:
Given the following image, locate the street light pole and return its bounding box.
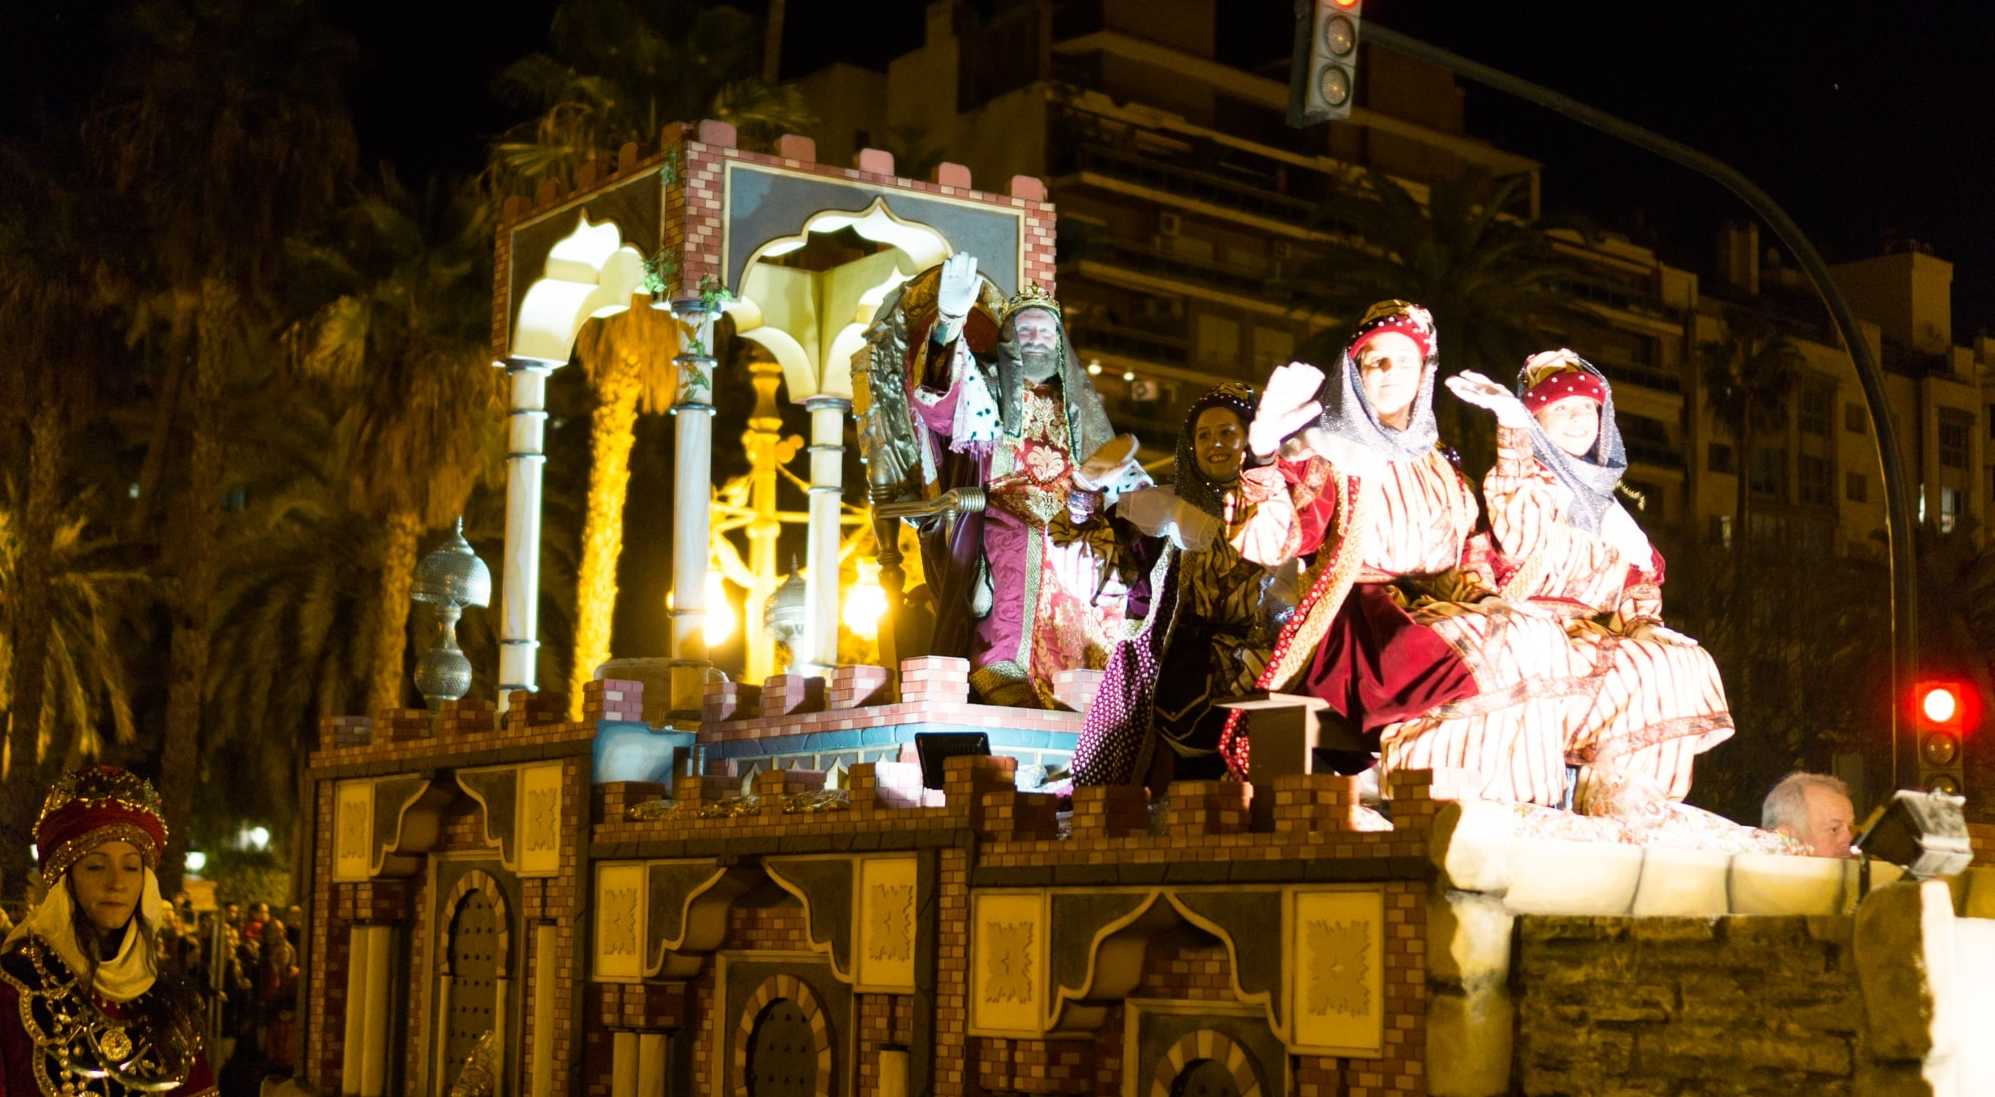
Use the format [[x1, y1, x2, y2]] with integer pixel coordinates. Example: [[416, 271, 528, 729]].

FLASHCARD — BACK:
[[1360, 23, 1919, 788]]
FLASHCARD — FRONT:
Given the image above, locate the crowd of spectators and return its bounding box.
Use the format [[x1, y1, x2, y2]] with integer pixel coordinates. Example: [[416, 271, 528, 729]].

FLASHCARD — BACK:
[[153, 894, 303, 1092]]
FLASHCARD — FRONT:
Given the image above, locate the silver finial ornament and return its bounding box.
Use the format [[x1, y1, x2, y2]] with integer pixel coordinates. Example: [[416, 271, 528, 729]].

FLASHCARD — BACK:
[[413, 518, 491, 706]]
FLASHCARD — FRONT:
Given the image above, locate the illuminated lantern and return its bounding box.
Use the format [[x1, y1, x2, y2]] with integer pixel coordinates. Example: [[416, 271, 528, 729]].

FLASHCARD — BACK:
[[1911, 679, 1977, 796], [843, 560, 888, 640], [1288, 0, 1364, 127]]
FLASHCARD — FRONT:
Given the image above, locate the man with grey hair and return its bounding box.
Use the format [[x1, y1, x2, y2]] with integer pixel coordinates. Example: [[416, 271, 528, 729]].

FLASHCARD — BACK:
[[1761, 772, 1856, 858]]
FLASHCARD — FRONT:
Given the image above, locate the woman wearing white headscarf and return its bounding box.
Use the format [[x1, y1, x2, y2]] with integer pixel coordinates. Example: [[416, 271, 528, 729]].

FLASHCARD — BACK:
[[0, 766, 215, 1096], [1223, 302, 1595, 803], [1449, 352, 1734, 811]]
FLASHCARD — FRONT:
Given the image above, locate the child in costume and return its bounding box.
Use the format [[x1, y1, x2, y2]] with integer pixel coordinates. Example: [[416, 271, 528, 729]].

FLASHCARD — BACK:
[[0, 767, 216, 1096], [1448, 352, 1734, 810]]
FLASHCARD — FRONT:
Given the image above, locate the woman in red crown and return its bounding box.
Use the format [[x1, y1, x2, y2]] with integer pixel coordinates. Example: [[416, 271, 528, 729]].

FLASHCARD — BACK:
[[1448, 352, 1734, 811], [0, 767, 216, 1096]]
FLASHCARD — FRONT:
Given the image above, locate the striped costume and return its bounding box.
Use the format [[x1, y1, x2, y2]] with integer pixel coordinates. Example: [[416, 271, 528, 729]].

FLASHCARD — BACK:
[[1483, 425, 1734, 809], [1229, 449, 1599, 805]]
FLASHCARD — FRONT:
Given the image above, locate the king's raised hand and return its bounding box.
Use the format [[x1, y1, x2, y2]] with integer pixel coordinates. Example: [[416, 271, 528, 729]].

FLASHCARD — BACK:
[[937, 252, 979, 321]]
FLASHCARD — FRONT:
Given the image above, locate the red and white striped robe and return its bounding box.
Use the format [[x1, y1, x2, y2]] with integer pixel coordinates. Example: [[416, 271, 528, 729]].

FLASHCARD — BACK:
[[1231, 448, 1597, 805], [1482, 426, 1734, 807]]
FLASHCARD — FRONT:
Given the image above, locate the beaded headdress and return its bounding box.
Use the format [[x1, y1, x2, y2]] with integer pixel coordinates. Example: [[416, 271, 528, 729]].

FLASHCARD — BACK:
[[35, 766, 169, 882], [1520, 348, 1609, 412]]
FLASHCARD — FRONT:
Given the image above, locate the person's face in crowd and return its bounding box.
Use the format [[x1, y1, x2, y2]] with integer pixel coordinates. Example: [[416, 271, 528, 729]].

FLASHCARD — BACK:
[[1536, 394, 1602, 457], [1354, 331, 1424, 429], [1193, 407, 1248, 484], [1010, 308, 1062, 383], [1779, 785, 1857, 858], [70, 841, 145, 936]]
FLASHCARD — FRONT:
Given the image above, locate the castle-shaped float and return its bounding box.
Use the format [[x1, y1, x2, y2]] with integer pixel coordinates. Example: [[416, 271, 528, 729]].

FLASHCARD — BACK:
[[303, 122, 1995, 1097]]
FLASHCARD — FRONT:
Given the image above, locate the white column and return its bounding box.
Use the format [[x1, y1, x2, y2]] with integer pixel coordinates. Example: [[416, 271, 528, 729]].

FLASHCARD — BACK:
[[610, 1031, 638, 1097], [802, 397, 849, 675], [360, 925, 393, 1097], [341, 926, 371, 1095], [637, 1033, 666, 1097], [531, 925, 556, 1097], [500, 359, 559, 700], [666, 301, 717, 714]]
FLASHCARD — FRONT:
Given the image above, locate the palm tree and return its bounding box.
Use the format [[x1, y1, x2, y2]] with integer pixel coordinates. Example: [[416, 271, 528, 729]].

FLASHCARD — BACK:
[[1698, 307, 1802, 620], [1283, 169, 1585, 482], [565, 301, 679, 715], [92, 0, 359, 893], [489, 0, 814, 189], [0, 490, 147, 767], [0, 134, 140, 895], [287, 170, 507, 719], [203, 396, 372, 808]]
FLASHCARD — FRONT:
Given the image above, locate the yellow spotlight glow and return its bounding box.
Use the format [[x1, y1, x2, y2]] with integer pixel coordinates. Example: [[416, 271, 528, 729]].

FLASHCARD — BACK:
[[705, 572, 736, 647], [843, 561, 887, 639]]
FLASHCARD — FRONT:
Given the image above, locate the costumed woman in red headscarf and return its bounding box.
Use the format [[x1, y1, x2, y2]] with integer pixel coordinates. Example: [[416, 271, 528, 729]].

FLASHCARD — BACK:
[[1223, 302, 1597, 805], [1448, 353, 1734, 811], [1070, 383, 1297, 791], [0, 767, 216, 1096]]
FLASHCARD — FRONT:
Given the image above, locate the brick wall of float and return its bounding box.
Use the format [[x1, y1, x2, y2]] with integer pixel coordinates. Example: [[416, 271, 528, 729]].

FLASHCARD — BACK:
[[493, 119, 1060, 366], [306, 683, 606, 1097]]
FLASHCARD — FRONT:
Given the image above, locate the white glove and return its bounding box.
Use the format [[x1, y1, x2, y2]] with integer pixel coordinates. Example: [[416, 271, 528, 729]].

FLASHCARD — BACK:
[[1173, 506, 1219, 552], [1116, 487, 1221, 552], [1115, 486, 1178, 537], [1073, 434, 1139, 491], [937, 253, 978, 323], [1294, 425, 1384, 479], [1248, 362, 1325, 458], [1444, 370, 1533, 429]]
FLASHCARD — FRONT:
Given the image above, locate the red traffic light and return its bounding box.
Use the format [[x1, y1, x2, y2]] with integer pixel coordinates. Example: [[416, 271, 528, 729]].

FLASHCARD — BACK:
[[1922, 685, 1959, 725], [1913, 679, 1979, 732], [1332, 0, 1362, 8]]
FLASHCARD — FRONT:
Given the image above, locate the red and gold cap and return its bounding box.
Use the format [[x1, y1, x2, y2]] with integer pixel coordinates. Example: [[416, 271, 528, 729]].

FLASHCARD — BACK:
[[1520, 349, 1608, 412], [1347, 300, 1436, 363], [35, 766, 168, 882]]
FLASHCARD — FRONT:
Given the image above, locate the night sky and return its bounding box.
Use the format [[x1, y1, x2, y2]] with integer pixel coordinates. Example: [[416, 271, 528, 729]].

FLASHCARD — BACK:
[[15, 2, 1995, 332]]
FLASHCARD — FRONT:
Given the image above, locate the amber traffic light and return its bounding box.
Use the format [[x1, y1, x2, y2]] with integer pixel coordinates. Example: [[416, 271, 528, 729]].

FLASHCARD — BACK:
[[1288, 0, 1364, 127]]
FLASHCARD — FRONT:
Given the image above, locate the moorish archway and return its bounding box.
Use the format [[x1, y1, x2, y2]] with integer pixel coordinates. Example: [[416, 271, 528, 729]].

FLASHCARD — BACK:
[[731, 973, 833, 1097]]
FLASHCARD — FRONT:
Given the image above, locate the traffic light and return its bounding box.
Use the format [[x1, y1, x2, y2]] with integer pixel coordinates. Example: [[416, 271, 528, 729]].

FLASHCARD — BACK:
[[1911, 679, 1978, 795], [1288, 0, 1364, 128]]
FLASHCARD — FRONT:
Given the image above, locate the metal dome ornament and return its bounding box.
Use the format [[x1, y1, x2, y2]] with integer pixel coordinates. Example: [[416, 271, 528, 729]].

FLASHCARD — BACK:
[[412, 518, 492, 707], [765, 563, 809, 670]]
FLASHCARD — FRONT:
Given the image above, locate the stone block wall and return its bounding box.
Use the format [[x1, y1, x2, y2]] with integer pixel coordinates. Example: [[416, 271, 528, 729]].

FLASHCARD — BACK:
[[1511, 883, 1995, 1097], [1514, 914, 1864, 1095]]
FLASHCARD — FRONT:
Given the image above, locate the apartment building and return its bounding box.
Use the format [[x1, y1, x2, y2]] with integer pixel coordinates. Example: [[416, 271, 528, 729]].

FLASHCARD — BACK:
[[796, 1, 1993, 556]]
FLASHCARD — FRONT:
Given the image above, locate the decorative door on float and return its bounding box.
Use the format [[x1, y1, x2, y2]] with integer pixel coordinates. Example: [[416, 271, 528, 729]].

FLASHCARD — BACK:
[[443, 888, 502, 1071]]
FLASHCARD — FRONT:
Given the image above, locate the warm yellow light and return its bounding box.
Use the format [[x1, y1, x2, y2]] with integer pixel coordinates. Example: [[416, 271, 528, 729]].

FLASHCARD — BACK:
[[705, 572, 736, 646], [843, 561, 887, 639]]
